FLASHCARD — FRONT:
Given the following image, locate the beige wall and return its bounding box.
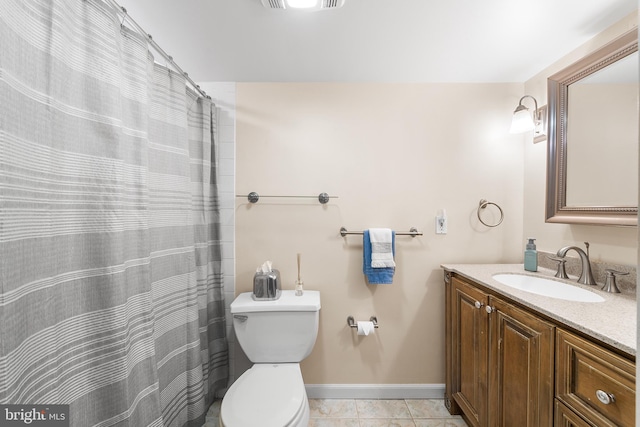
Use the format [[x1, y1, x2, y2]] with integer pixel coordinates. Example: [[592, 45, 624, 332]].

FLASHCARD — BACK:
[[236, 83, 526, 384], [523, 12, 638, 266]]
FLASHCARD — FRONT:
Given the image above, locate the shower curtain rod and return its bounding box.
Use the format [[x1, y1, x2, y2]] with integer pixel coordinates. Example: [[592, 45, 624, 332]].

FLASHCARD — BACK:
[[105, 0, 210, 100]]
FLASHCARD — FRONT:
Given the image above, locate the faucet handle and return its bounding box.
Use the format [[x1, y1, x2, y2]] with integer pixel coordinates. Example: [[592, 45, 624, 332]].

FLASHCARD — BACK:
[[601, 269, 628, 293], [547, 256, 569, 279]]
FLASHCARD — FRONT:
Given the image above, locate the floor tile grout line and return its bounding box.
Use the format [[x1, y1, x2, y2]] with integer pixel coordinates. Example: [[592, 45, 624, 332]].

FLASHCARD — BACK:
[[403, 398, 414, 420]]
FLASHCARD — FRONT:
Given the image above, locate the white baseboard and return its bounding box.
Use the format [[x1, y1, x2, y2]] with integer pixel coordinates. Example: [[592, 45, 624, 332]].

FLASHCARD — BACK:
[[305, 384, 445, 400]]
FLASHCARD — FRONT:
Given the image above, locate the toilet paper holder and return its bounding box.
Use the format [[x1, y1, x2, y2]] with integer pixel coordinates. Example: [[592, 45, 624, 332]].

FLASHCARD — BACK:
[[347, 315, 379, 329]]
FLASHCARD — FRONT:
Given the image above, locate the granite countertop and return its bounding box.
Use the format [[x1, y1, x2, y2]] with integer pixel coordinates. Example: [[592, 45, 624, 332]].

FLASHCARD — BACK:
[[441, 263, 637, 357]]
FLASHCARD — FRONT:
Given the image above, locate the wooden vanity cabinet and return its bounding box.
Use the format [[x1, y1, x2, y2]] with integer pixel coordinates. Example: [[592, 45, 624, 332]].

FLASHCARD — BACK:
[[445, 271, 636, 427], [445, 274, 554, 427]]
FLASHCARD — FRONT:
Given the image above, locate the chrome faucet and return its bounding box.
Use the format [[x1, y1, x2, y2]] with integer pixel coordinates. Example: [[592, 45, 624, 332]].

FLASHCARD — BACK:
[[556, 242, 597, 286]]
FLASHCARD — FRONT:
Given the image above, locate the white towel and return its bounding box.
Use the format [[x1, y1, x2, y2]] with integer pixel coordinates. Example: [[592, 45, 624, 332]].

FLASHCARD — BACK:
[[369, 228, 396, 268]]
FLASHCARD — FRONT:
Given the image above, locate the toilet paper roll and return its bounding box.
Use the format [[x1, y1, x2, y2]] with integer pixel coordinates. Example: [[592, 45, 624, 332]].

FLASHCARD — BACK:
[[357, 321, 375, 336]]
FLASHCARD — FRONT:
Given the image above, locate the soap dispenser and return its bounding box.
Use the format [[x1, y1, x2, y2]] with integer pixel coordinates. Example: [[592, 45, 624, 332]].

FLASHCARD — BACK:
[[524, 238, 538, 272]]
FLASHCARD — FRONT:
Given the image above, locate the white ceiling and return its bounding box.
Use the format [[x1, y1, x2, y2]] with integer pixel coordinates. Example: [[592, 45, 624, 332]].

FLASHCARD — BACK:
[[121, 0, 638, 83]]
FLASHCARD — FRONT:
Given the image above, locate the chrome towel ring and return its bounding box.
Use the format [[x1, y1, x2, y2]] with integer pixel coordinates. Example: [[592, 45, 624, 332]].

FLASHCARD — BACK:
[[477, 199, 504, 227]]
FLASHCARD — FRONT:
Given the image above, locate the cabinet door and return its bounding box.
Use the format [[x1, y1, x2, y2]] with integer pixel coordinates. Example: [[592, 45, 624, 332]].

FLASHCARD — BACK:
[[487, 296, 554, 427], [449, 276, 489, 427]]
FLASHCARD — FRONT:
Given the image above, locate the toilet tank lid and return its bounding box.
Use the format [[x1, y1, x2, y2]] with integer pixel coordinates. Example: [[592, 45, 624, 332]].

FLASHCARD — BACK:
[[231, 290, 321, 313]]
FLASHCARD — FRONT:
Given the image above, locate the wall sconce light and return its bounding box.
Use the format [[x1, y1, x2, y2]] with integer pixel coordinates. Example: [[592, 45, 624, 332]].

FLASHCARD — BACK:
[[510, 95, 547, 143]]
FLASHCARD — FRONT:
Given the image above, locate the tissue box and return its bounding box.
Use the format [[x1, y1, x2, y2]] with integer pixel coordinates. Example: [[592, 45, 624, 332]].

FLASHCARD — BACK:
[[252, 269, 281, 301]]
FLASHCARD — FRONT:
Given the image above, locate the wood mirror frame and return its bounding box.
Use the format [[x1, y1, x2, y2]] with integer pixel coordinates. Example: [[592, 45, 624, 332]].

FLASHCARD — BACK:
[[546, 29, 638, 226]]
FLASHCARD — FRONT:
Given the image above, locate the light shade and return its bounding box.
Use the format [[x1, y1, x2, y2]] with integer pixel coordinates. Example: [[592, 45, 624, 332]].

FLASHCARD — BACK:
[[510, 105, 535, 133], [510, 94, 540, 135]]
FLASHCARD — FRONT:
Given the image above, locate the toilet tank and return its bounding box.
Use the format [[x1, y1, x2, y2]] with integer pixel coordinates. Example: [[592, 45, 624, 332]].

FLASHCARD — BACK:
[[231, 290, 321, 363]]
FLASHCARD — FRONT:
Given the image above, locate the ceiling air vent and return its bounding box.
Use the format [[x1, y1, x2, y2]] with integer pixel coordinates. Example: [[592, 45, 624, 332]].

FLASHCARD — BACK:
[[260, 0, 345, 10], [323, 0, 344, 8], [261, 0, 285, 9]]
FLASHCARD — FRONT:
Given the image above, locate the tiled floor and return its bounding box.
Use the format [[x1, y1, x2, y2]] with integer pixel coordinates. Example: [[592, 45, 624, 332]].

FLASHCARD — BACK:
[[204, 400, 221, 427], [205, 398, 468, 427]]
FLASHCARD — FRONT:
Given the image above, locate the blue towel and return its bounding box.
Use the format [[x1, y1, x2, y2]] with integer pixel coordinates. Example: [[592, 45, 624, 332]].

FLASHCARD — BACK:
[[363, 230, 395, 284]]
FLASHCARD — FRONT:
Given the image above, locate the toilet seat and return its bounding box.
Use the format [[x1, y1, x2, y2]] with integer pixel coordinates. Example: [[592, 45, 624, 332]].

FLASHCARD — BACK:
[[220, 363, 308, 427]]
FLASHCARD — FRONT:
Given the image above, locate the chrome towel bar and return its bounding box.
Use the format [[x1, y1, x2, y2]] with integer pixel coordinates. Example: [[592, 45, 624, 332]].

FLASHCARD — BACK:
[[236, 192, 337, 204], [340, 226, 422, 238]]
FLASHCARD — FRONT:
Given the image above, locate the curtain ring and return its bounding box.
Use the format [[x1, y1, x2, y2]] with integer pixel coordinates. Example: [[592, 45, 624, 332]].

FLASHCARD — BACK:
[[477, 199, 504, 227], [119, 7, 128, 28]]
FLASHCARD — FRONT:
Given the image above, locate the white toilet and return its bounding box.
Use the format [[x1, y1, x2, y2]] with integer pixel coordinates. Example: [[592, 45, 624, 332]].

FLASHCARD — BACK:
[[219, 290, 321, 427]]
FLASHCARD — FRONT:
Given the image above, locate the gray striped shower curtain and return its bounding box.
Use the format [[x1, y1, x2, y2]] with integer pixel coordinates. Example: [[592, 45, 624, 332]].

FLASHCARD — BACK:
[[0, 1, 228, 426]]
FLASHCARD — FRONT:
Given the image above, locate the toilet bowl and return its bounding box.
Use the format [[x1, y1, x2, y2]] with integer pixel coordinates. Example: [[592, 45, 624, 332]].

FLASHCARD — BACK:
[[219, 364, 309, 427], [219, 290, 321, 427]]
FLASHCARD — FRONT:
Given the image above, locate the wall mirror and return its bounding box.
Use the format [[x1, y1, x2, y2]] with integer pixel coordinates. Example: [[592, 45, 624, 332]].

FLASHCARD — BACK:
[[546, 29, 638, 226]]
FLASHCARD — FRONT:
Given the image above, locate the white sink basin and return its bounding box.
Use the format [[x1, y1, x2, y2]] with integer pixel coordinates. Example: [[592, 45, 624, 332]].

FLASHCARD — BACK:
[[492, 274, 605, 302]]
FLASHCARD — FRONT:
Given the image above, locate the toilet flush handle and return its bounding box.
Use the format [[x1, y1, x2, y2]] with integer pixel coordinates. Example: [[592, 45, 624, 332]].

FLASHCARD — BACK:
[[233, 315, 248, 323]]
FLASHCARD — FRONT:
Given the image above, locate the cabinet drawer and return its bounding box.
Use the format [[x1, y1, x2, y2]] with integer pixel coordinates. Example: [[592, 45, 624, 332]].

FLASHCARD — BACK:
[[555, 399, 595, 427], [556, 329, 635, 427]]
